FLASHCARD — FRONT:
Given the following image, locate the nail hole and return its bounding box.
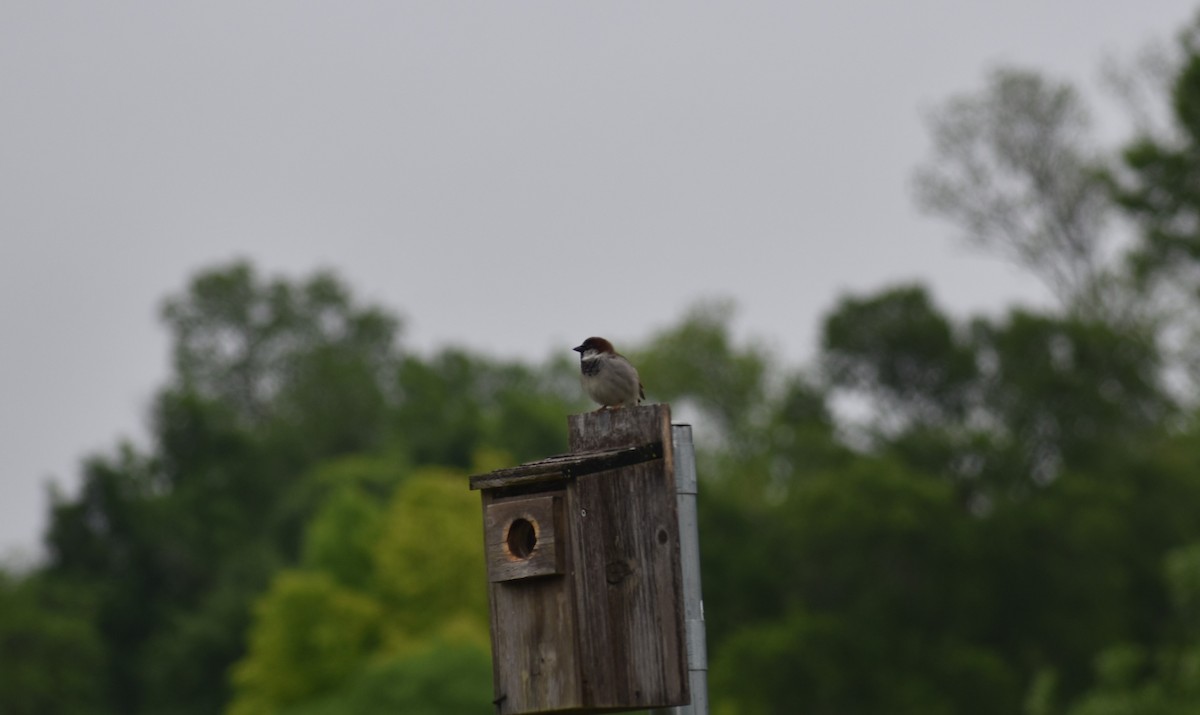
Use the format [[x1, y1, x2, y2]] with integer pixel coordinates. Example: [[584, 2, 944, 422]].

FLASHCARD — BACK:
[[657, 527, 669, 545], [506, 518, 537, 559]]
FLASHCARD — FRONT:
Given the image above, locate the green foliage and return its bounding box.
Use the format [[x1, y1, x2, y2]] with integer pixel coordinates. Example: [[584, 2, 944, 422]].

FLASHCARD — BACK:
[[370, 470, 488, 643], [281, 639, 492, 715], [823, 285, 1172, 494], [0, 571, 108, 715], [979, 474, 1136, 694], [1113, 36, 1200, 284], [295, 454, 408, 591], [973, 309, 1170, 479], [229, 572, 384, 713], [636, 299, 771, 438], [823, 284, 978, 428], [301, 485, 384, 591], [1064, 544, 1200, 715], [227, 468, 490, 714], [1166, 543, 1200, 630], [161, 260, 400, 429], [36, 262, 415, 715], [714, 609, 1017, 715], [709, 461, 1019, 715], [394, 348, 575, 467], [138, 546, 277, 715]]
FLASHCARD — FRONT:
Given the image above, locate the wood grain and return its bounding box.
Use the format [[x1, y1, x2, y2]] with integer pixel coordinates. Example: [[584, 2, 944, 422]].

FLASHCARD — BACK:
[[476, 404, 689, 714], [567, 404, 688, 711]]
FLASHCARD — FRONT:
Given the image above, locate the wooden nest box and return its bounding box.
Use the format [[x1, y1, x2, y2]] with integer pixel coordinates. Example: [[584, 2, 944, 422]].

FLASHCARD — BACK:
[[468, 404, 689, 714]]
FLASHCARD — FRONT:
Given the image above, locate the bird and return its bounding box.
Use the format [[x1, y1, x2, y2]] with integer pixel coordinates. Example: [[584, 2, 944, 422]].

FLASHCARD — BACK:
[[573, 337, 645, 410]]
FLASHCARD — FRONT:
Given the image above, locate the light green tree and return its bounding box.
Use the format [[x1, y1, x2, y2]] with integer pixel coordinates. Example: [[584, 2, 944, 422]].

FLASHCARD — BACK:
[[227, 469, 490, 714]]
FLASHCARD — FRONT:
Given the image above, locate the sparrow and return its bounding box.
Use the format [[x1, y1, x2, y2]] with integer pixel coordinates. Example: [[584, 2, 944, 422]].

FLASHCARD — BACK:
[[573, 337, 645, 410]]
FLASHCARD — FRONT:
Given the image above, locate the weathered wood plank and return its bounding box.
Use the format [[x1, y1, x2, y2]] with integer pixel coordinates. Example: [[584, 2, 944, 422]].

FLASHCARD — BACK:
[[567, 404, 688, 710], [469, 442, 663, 491], [485, 514, 583, 714]]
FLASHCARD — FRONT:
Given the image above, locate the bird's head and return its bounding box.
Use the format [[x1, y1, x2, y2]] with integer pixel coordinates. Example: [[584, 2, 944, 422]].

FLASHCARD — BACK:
[[573, 336, 615, 359]]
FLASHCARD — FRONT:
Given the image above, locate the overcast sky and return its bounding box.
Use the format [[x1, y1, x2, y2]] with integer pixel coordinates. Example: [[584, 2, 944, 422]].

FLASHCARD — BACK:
[[2, 2, 1197, 559]]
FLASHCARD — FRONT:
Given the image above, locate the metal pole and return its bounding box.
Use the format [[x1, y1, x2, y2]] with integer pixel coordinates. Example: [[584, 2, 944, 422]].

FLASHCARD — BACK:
[[651, 424, 709, 715]]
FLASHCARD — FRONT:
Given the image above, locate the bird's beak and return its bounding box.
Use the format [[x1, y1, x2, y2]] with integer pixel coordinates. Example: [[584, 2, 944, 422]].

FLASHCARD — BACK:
[[572, 345, 585, 353]]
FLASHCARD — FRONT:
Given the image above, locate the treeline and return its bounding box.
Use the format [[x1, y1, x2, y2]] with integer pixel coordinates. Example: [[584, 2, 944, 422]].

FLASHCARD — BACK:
[[7, 13, 1200, 715]]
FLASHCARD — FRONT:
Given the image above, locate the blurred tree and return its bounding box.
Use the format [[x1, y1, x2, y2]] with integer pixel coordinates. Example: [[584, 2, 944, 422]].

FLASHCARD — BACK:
[[635, 299, 771, 443], [975, 472, 1136, 696], [1107, 16, 1200, 396], [810, 280, 1187, 709], [371, 469, 488, 645], [696, 371, 852, 651], [301, 482, 384, 592], [1065, 543, 1200, 715], [228, 469, 489, 714], [1111, 20, 1200, 290], [228, 571, 384, 714], [280, 639, 492, 715], [913, 67, 1119, 318], [138, 545, 277, 715], [710, 461, 1019, 715], [393, 349, 575, 468], [0, 570, 109, 715], [822, 285, 979, 432], [43, 446, 166, 713], [161, 261, 400, 429], [971, 309, 1170, 481], [41, 261, 408, 715], [822, 285, 1172, 493]]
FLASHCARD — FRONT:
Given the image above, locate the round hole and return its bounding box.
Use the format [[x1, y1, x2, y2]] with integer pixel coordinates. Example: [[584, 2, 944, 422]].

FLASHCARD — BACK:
[[506, 518, 537, 559]]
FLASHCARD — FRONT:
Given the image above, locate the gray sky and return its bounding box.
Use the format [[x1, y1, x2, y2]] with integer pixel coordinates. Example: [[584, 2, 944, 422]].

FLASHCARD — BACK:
[[2, 2, 1196, 559]]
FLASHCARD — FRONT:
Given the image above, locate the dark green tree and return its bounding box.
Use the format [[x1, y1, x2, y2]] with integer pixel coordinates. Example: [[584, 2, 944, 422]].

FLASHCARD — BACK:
[[635, 299, 771, 443], [971, 309, 1170, 479], [822, 285, 979, 431], [0, 570, 109, 715], [42, 262, 407, 715], [822, 285, 1171, 495], [393, 348, 576, 468], [711, 461, 1019, 715], [1111, 17, 1200, 288]]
